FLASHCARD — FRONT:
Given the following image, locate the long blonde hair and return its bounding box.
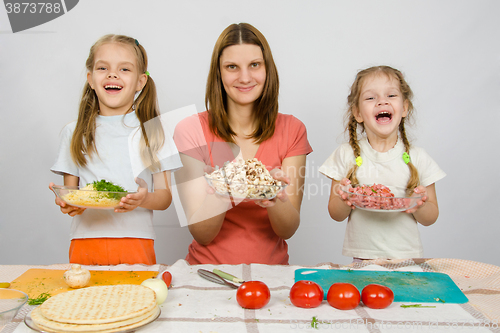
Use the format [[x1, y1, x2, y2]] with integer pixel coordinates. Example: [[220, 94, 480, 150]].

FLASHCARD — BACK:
[[70, 34, 164, 171], [345, 65, 419, 193], [205, 23, 279, 144]]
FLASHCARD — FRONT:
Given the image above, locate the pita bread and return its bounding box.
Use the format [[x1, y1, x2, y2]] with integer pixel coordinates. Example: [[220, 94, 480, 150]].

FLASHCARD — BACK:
[[38, 285, 157, 324]]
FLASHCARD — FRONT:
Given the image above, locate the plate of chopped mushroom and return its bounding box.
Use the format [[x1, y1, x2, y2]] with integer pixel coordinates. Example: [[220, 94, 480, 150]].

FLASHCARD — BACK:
[[204, 158, 287, 200]]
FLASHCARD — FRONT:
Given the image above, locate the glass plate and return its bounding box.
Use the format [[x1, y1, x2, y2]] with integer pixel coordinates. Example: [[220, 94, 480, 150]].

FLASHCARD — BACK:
[[52, 185, 134, 210], [341, 184, 422, 212], [205, 176, 287, 201], [354, 205, 415, 213], [24, 307, 161, 333]]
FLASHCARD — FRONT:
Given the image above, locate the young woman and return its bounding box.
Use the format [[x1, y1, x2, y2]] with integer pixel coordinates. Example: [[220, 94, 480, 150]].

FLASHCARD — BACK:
[[174, 23, 313, 265]]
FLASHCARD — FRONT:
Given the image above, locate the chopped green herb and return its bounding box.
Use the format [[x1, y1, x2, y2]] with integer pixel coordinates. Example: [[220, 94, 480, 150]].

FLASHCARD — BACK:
[[89, 180, 127, 199], [401, 304, 436, 308], [311, 316, 320, 329], [91, 179, 126, 192], [28, 293, 51, 305]]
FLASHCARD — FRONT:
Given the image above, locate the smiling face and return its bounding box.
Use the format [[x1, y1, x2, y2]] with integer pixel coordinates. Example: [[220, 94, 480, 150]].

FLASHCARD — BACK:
[[219, 43, 266, 111], [87, 43, 147, 116], [354, 73, 408, 143]]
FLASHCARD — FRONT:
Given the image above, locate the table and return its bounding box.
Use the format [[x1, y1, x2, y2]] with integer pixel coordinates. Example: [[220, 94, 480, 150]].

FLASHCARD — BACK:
[[2, 258, 500, 333]]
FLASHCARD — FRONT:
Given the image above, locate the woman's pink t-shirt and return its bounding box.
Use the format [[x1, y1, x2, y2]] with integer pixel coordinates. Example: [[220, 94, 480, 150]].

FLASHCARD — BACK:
[[174, 111, 312, 265]]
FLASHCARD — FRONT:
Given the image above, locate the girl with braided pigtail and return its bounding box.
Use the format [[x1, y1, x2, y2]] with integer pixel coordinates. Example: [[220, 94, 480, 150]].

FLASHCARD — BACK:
[[319, 66, 446, 260]]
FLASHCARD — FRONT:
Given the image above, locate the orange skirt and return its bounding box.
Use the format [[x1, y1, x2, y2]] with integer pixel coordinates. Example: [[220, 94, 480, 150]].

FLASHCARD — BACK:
[[69, 238, 156, 265]]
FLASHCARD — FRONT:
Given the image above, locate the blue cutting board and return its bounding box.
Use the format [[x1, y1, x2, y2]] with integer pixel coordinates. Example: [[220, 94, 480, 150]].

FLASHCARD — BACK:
[[295, 269, 468, 303]]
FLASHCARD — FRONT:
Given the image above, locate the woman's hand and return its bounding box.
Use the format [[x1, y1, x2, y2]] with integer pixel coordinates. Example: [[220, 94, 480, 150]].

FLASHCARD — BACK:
[[204, 165, 240, 204], [49, 182, 86, 217], [404, 185, 428, 214], [203, 165, 222, 197], [115, 178, 148, 213], [254, 168, 290, 208]]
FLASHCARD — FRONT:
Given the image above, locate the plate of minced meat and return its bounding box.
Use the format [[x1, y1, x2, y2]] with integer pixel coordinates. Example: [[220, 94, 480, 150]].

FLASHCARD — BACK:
[[52, 180, 133, 209], [204, 158, 287, 201], [340, 183, 422, 212]]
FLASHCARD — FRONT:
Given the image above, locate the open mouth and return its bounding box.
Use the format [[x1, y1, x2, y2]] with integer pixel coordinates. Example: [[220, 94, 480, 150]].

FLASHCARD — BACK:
[[104, 84, 123, 92], [376, 111, 392, 122]]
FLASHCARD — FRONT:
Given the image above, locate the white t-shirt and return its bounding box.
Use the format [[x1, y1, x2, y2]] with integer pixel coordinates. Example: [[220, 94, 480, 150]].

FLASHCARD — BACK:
[[319, 138, 446, 259], [51, 112, 182, 240]]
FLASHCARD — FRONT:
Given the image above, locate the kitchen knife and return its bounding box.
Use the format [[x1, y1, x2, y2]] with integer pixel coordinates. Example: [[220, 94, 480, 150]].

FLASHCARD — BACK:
[[212, 269, 245, 284], [197, 269, 239, 289]]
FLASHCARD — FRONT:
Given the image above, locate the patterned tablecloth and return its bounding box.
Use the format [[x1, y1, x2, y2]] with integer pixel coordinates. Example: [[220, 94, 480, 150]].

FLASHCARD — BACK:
[[1, 258, 499, 333]]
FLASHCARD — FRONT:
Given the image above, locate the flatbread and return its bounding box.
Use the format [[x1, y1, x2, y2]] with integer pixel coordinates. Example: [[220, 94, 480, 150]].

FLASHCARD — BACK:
[[32, 305, 159, 332], [31, 305, 159, 332], [39, 285, 157, 324]]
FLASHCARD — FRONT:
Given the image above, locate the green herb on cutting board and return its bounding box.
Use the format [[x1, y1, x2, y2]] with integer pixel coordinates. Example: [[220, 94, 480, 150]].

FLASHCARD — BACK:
[[401, 304, 436, 308], [28, 292, 51, 305]]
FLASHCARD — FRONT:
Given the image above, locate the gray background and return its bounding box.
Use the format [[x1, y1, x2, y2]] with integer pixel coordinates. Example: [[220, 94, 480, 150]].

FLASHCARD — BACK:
[[1, 0, 499, 266]]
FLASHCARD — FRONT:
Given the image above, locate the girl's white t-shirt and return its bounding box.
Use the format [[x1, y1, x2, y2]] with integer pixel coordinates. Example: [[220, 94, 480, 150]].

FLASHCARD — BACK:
[[51, 112, 182, 240], [319, 138, 446, 259]]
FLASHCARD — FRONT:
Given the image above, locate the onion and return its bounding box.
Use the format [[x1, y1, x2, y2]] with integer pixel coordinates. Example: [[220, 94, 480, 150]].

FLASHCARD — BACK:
[[141, 278, 168, 304]]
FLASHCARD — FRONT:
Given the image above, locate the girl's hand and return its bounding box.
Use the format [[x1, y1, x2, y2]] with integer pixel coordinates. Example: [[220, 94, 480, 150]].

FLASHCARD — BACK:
[[254, 168, 290, 208], [115, 178, 148, 213], [405, 185, 428, 214], [49, 182, 86, 216], [335, 178, 355, 209]]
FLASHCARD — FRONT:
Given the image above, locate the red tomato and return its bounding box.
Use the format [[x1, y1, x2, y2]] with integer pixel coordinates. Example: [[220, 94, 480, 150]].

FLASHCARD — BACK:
[[361, 284, 394, 309], [161, 271, 172, 288], [289, 280, 324, 308], [236, 281, 271, 309], [327, 283, 360, 310]]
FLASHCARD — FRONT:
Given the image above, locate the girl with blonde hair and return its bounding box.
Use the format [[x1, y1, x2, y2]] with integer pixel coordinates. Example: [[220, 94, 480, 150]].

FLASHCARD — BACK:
[[49, 34, 181, 265]]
